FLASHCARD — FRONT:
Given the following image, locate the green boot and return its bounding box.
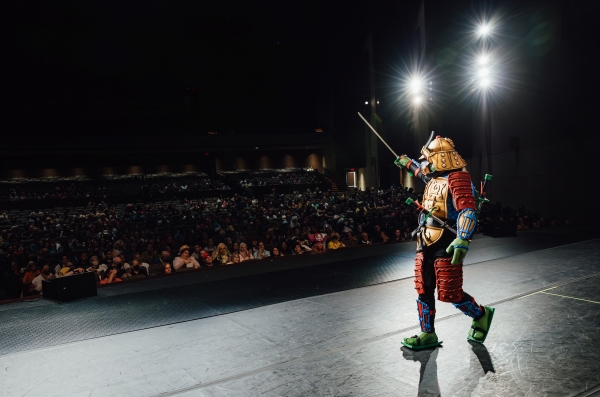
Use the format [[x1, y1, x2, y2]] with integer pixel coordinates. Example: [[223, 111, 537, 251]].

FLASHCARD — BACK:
[[468, 306, 495, 343], [402, 332, 442, 350]]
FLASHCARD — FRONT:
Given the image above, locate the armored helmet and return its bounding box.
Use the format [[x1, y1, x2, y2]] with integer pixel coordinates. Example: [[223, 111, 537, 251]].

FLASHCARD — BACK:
[[419, 131, 467, 172]]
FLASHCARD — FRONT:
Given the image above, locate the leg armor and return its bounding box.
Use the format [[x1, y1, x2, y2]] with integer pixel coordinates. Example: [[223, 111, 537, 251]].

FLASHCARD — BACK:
[[416, 299, 436, 332], [414, 253, 425, 294], [453, 295, 483, 319], [434, 257, 464, 302]]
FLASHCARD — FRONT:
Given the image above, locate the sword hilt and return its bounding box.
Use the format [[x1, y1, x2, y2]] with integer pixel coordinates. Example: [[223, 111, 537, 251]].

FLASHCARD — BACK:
[[480, 174, 492, 196]]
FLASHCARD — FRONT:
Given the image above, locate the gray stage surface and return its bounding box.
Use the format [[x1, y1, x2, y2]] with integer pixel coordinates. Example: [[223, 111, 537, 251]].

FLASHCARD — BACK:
[[1, 229, 599, 397]]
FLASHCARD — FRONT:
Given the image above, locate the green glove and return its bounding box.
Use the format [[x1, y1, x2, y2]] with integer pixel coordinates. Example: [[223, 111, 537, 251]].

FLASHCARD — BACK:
[[394, 156, 410, 168], [446, 238, 469, 265]]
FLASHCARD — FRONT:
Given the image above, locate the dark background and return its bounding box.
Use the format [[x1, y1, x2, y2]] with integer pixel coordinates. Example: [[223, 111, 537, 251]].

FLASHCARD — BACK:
[[1, 0, 598, 176]]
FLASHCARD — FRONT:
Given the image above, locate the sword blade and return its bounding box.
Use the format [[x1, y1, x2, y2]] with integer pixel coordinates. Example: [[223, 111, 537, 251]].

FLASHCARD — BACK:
[[357, 112, 399, 158]]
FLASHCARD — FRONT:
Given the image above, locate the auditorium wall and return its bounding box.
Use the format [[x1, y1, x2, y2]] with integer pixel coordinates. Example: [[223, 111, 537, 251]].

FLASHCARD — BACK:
[[466, 135, 596, 225], [1, 149, 323, 179], [214, 149, 323, 172], [1, 164, 203, 179]]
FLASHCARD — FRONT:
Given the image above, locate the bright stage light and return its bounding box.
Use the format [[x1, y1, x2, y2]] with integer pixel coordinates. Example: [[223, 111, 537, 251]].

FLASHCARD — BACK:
[[365, 101, 368, 105], [410, 79, 423, 94], [413, 96, 423, 105], [478, 24, 491, 37], [478, 55, 490, 65], [478, 68, 489, 77], [479, 78, 491, 88]]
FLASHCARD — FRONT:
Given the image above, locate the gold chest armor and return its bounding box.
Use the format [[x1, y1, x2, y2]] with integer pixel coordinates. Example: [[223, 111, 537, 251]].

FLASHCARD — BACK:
[[418, 177, 449, 246]]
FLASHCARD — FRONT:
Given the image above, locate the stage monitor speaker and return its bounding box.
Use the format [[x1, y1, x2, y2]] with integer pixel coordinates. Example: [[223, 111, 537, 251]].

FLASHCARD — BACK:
[[42, 272, 98, 302]]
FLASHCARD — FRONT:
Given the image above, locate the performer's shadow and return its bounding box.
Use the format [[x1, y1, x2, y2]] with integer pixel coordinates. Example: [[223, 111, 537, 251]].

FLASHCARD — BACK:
[[468, 340, 495, 375], [401, 342, 495, 396], [402, 346, 442, 397]]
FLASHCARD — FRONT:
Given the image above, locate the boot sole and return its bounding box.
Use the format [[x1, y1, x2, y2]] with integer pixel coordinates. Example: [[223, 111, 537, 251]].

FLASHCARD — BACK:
[[401, 340, 443, 350]]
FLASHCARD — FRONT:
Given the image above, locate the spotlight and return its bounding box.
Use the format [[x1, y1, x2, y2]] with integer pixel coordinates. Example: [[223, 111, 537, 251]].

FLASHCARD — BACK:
[[477, 55, 490, 65], [478, 24, 491, 37], [365, 101, 368, 105], [478, 68, 489, 78], [410, 79, 423, 94], [479, 78, 491, 88], [413, 96, 423, 105]]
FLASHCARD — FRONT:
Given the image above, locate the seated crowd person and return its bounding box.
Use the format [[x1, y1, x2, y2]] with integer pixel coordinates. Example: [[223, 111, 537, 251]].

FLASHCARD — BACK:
[[253, 242, 270, 259], [140, 244, 158, 265], [327, 234, 345, 250], [204, 239, 216, 255], [271, 247, 283, 257], [292, 244, 303, 255], [31, 264, 55, 294], [239, 243, 252, 261], [86, 255, 107, 282], [149, 251, 171, 275], [200, 252, 214, 267], [59, 261, 84, 277], [342, 227, 357, 247], [279, 241, 290, 255], [393, 229, 404, 242], [192, 244, 203, 261], [360, 232, 372, 245], [212, 243, 232, 265], [311, 240, 326, 254], [173, 247, 200, 271], [128, 259, 149, 278], [22, 262, 40, 296]]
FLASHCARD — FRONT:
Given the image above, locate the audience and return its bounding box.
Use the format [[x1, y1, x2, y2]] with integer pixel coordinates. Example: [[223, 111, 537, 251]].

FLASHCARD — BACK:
[[0, 170, 568, 301]]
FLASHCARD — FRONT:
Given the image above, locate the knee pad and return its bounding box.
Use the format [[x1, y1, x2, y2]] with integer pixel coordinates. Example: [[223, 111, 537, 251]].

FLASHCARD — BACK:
[[414, 253, 425, 295], [434, 258, 464, 302]]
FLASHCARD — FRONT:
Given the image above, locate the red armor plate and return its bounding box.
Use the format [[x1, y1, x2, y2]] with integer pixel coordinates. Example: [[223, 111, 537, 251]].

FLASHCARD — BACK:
[[434, 258, 464, 302], [447, 171, 475, 210], [414, 253, 425, 294]]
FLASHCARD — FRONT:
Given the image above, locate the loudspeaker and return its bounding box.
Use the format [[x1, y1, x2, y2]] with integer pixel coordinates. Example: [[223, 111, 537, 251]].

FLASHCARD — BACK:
[[42, 272, 98, 302]]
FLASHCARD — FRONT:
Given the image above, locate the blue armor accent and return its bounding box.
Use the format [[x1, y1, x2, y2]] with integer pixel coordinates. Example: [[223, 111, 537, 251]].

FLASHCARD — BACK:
[[444, 174, 460, 221], [453, 299, 482, 319], [457, 208, 477, 239], [447, 197, 459, 221], [417, 299, 435, 332]]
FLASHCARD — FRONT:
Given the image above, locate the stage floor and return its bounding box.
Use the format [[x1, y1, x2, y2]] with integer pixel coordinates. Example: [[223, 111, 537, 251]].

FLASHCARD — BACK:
[[1, 229, 599, 397]]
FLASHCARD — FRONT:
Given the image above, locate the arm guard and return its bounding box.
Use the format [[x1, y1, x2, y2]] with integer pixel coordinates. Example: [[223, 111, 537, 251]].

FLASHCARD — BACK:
[[403, 158, 432, 184], [456, 209, 477, 239], [448, 171, 477, 239]]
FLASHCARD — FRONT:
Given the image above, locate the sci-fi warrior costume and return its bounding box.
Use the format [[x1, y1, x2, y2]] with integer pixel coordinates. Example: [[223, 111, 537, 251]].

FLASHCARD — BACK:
[[394, 133, 495, 350]]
